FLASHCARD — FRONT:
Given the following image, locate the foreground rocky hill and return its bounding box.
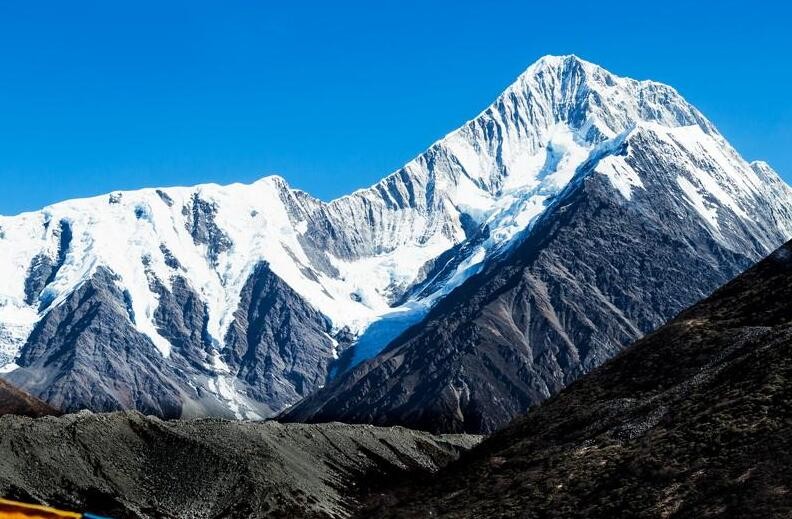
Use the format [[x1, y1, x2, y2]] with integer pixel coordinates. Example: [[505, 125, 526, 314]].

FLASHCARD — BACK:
[[360, 239, 792, 518], [0, 412, 478, 518], [0, 379, 58, 418]]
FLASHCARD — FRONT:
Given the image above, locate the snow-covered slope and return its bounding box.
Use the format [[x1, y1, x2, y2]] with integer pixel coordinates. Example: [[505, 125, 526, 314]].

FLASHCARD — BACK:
[[2, 55, 791, 419]]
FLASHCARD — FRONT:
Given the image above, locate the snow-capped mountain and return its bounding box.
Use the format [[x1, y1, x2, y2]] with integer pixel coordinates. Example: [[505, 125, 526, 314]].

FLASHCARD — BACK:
[[2, 55, 791, 420], [282, 56, 792, 433]]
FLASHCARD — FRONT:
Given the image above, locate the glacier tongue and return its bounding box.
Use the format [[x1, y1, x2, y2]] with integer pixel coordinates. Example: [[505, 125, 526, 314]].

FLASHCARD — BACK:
[[1, 55, 791, 417]]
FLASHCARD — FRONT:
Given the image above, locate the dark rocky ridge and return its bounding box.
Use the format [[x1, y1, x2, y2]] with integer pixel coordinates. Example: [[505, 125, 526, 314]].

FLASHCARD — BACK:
[[283, 127, 783, 434], [0, 411, 478, 518], [0, 379, 59, 418], [148, 273, 214, 370], [359, 239, 792, 518]]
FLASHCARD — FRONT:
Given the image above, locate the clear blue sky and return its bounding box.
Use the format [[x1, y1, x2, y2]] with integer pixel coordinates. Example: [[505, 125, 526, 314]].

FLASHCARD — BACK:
[[1, 1, 790, 215]]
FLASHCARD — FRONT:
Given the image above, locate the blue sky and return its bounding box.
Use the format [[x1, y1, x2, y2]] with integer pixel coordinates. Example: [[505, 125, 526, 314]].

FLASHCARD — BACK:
[[0, 1, 790, 215]]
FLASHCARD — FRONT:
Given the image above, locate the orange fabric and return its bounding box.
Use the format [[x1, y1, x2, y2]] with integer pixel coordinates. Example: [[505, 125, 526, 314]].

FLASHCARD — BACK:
[[0, 498, 81, 518]]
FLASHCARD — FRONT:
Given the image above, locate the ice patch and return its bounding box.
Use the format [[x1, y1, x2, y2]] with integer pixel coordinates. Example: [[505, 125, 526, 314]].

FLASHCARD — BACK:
[[348, 302, 428, 367], [0, 299, 38, 367], [597, 157, 644, 200], [677, 176, 720, 230], [0, 362, 19, 374]]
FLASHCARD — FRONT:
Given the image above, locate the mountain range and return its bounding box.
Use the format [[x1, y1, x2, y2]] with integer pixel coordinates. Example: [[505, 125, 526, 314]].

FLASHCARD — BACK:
[[2, 231, 790, 518], [1, 55, 790, 431]]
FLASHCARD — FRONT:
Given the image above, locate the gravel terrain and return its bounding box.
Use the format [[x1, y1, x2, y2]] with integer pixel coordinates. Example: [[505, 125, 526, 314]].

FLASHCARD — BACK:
[[0, 411, 478, 518]]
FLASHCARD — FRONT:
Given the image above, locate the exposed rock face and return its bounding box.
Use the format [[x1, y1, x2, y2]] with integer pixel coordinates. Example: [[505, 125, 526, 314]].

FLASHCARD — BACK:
[[6, 261, 336, 419], [1, 55, 791, 420], [361, 240, 792, 518], [23, 253, 55, 306], [182, 193, 233, 266], [23, 219, 72, 308], [282, 125, 790, 434], [149, 274, 212, 369], [6, 267, 186, 417], [223, 262, 336, 414], [0, 411, 479, 518], [0, 379, 58, 418]]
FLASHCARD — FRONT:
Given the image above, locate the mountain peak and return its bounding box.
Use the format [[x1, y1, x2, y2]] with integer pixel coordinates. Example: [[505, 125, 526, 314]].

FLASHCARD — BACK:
[[493, 54, 717, 144], [518, 54, 611, 86], [750, 160, 777, 175], [528, 53, 594, 71]]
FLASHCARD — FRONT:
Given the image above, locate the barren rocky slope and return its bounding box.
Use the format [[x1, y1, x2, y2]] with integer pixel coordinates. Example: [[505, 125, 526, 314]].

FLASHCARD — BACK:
[[359, 240, 792, 518], [0, 412, 477, 518]]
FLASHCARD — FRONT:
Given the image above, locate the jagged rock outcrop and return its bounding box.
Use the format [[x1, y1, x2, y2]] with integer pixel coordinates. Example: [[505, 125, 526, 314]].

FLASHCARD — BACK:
[[5, 267, 187, 417], [23, 219, 72, 309], [5, 261, 335, 419]]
